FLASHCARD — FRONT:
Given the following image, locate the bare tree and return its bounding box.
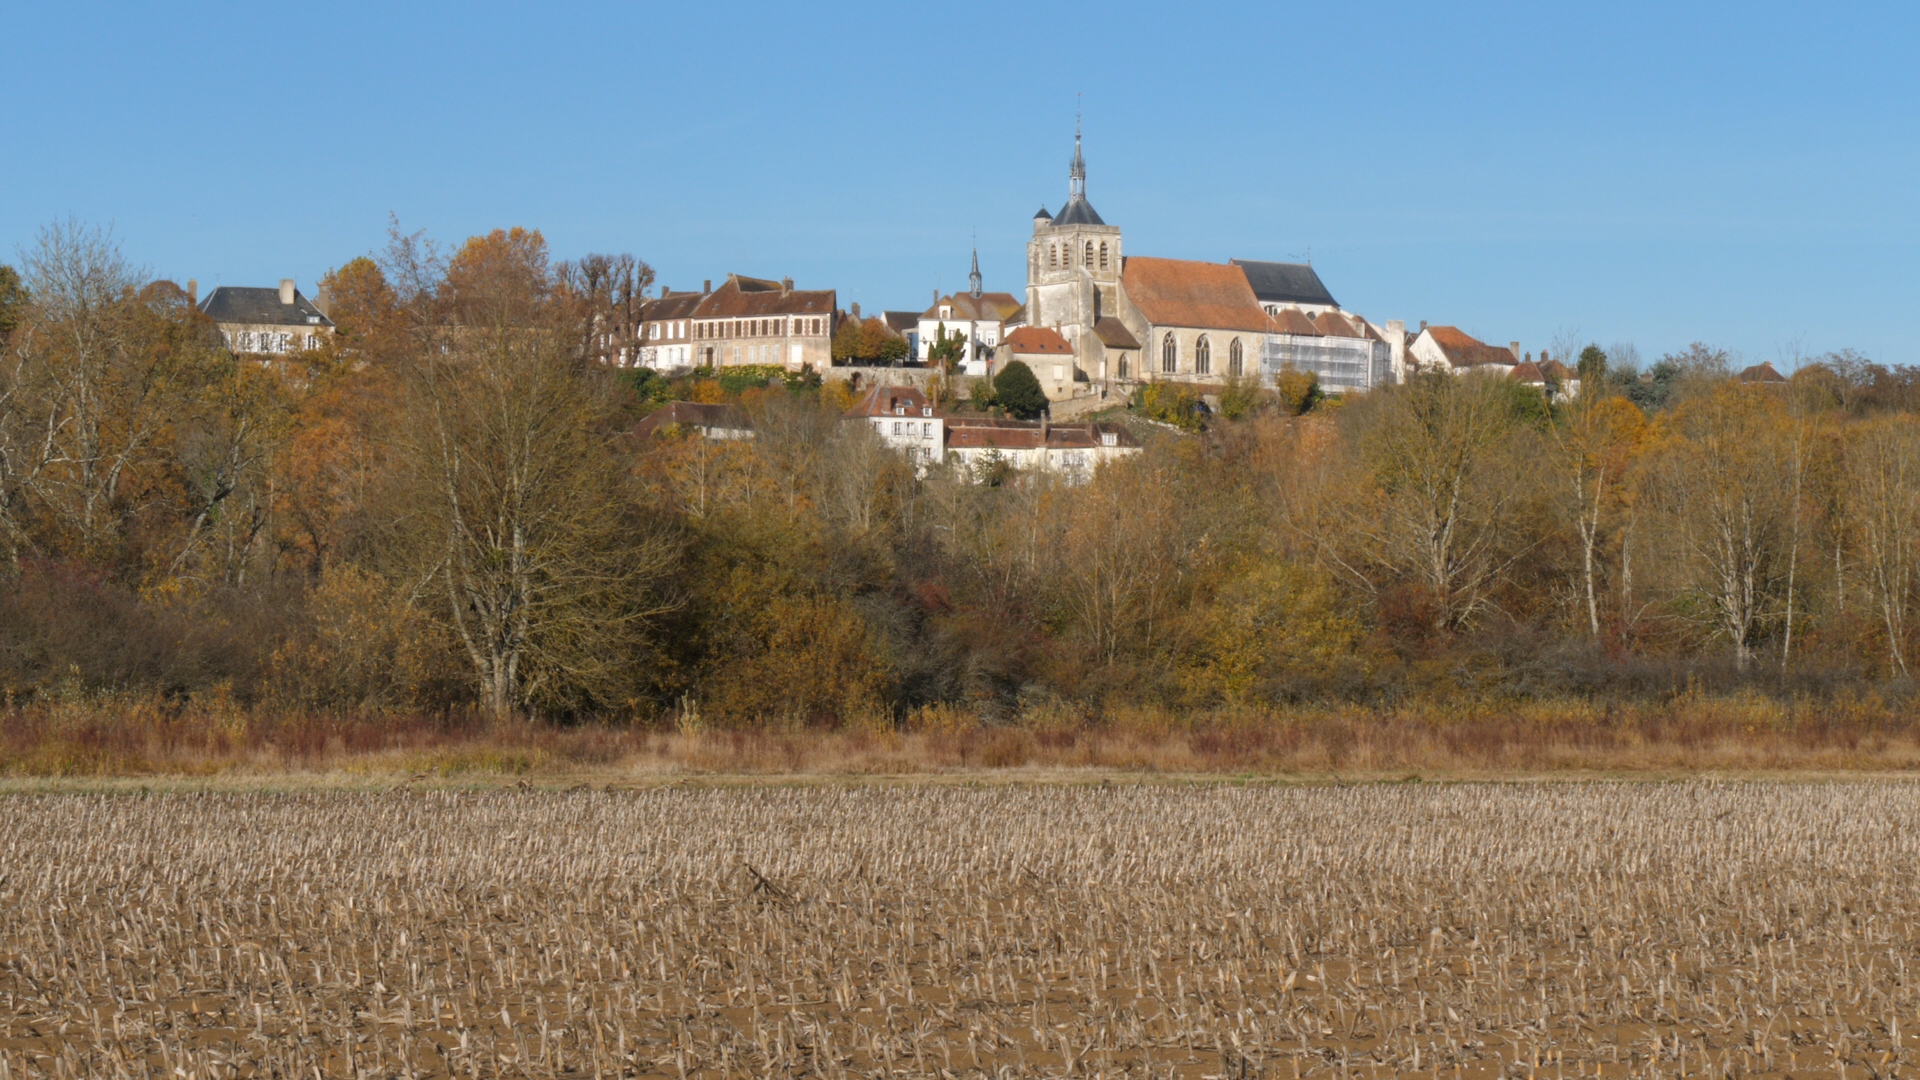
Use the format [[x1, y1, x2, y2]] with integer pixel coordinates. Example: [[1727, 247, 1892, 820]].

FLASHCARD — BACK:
[[1843, 416, 1920, 676]]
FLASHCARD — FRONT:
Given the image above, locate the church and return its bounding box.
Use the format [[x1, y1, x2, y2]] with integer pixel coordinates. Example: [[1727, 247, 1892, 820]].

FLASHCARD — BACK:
[[1004, 132, 1400, 398]]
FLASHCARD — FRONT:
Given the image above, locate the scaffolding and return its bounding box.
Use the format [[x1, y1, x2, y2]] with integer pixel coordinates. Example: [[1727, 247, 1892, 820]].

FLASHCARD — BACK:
[[1261, 335, 1390, 393]]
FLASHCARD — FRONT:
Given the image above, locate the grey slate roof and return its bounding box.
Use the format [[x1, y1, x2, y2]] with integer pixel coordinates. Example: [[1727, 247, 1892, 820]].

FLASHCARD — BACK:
[[1053, 195, 1105, 227], [199, 286, 334, 328], [1229, 260, 1338, 309]]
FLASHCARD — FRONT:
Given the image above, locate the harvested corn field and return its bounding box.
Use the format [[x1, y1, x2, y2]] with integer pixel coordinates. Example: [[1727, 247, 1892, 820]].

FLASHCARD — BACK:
[[2, 783, 1918, 1078]]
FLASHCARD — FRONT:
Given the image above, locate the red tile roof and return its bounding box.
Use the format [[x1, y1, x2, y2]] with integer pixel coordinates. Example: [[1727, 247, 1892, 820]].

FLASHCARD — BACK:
[[1120, 257, 1272, 333], [1002, 326, 1073, 355], [1270, 308, 1320, 336], [945, 419, 1140, 451], [1737, 361, 1788, 383], [1424, 326, 1517, 369], [1510, 362, 1545, 384], [844, 384, 940, 419]]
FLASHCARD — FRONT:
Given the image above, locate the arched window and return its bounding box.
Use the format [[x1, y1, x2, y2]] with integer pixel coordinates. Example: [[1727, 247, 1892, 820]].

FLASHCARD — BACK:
[[1117, 356, 1129, 379], [1195, 335, 1211, 376], [1049, 244, 1058, 269], [1084, 241, 1095, 267], [1162, 333, 1178, 374], [1099, 242, 1108, 269], [1229, 338, 1243, 377]]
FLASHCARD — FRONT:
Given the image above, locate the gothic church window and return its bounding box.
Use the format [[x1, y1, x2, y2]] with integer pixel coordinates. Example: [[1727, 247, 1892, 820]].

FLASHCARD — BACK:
[[1162, 333, 1178, 374], [1195, 335, 1211, 376], [1049, 244, 1058, 268], [1229, 338, 1243, 377], [1117, 356, 1129, 379], [1085, 241, 1094, 267], [1099, 242, 1108, 269]]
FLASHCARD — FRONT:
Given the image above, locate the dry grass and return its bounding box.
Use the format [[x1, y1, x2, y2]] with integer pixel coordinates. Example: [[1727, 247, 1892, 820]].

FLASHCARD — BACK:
[[7, 693, 1920, 780], [2, 783, 1920, 1076]]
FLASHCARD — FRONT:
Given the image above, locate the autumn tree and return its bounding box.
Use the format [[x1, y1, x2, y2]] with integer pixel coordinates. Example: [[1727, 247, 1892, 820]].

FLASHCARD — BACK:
[[1320, 372, 1538, 634], [1640, 382, 1795, 669], [383, 227, 676, 718], [1842, 415, 1920, 675], [1553, 393, 1648, 637]]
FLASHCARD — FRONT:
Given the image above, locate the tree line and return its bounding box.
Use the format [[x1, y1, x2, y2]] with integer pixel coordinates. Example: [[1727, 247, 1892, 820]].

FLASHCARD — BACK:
[[5, 219, 1920, 728]]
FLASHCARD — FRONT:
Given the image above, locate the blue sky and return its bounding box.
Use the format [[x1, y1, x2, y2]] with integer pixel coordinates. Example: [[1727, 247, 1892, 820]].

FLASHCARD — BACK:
[[4, 1, 1916, 367]]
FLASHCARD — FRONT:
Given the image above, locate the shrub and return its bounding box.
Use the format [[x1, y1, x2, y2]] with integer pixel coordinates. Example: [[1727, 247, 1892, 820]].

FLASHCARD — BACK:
[[994, 361, 1048, 420]]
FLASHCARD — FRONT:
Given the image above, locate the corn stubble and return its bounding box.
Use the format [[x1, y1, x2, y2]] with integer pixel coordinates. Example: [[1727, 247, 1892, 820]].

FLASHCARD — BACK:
[[0, 785, 1914, 1078]]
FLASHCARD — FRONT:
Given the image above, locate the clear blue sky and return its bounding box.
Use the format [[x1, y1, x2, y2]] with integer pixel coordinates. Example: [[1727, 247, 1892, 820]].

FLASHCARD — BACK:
[[5, 1, 1916, 367]]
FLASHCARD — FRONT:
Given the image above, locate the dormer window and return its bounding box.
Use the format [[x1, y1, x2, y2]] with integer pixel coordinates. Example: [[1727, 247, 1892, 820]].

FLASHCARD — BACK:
[[922, 407, 931, 417], [895, 406, 905, 416], [940, 306, 951, 319], [1101, 432, 1117, 447]]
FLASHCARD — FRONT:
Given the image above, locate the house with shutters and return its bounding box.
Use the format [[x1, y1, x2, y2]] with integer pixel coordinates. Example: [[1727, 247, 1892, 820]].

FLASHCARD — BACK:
[[634, 274, 837, 373], [917, 250, 1023, 375], [844, 384, 944, 463]]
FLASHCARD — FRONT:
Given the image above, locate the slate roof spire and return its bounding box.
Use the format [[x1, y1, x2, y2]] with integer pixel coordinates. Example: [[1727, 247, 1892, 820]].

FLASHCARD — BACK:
[[1052, 117, 1106, 227], [968, 242, 983, 299]]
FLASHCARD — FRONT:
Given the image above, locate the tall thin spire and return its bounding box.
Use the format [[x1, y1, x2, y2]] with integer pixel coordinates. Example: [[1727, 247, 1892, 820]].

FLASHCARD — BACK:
[[968, 235, 982, 298], [1069, 103, 1086, 199]]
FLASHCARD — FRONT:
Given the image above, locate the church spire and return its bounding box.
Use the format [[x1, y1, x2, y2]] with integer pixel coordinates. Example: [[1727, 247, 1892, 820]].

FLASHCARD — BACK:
[[1069, 115, 1086, 199], [968, 243, 982, 298]]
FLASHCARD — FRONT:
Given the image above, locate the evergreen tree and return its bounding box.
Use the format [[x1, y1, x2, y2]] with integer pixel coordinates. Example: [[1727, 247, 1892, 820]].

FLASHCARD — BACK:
[[994, 360, 1047, 420]]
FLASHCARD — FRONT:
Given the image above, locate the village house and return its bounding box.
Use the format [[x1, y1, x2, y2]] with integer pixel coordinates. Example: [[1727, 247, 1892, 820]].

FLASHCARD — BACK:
[[631, 401, 754, 440], [917, 250, 1023, 376], [944, 417, 1141, 483], [199, 279, 334, 355], [634, 274, 836, 373], [844, 384, 944, 463], [1407, 325, 1520, 376], [998, 326, 1084, 402]]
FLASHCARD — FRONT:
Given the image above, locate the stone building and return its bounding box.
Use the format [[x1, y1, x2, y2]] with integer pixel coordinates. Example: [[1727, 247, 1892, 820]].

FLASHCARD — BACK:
[[1014, 132, 1400, 394], [998, 326, 1083, 401], [635, 274, 836, 372], [200, 280, 334, 355]]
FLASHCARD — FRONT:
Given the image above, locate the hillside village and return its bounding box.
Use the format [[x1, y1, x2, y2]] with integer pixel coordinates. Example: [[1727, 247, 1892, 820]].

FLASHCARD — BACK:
[[197, 133, 1780, 480]]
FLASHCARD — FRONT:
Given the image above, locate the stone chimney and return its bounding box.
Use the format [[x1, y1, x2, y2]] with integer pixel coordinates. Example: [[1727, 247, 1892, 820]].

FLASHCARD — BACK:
[[703, 279, 712, 294], [279, 279, 295, 306], [851, 302, 861, 320], [1509, 341, 1521, 361], [781, 277, 793, 294], [187, 279, 197, 307]]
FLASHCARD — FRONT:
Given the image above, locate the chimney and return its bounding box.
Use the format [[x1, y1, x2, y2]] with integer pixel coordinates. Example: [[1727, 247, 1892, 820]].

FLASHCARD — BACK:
[[187, 279, 197, 307], [851, 302, 861, 320], [279, 279, 295, 306], [703, 279, 712, 294], [1419, 320, 1427, 331], [781, 276, 793, 294], [1509, 341, 1521, 361]]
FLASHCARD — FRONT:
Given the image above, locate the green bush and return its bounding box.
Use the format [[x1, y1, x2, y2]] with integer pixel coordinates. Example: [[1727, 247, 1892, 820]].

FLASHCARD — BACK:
[[1132, 382, 1204, 431], [993, 360, 1048, 420]]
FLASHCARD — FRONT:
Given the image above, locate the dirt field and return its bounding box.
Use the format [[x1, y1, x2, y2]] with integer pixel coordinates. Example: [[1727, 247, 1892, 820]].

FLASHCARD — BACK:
[[2, 782, 1917, 1078]]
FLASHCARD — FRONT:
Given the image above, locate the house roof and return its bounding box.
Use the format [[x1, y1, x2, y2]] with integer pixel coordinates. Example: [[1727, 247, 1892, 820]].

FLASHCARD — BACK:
[[690, 274, 835, 319], [632, 401, 751, 438], [1002, 326, 1073, 355], [946, 419, 1140, 451], [1313, 311, 1369, 339], [1423, 326, 1517, 369], [1510, 362, 1546, 384], [199, 286, 334, 329], [844, 384, 940, 419], [1230, 259, 1338, 309], [1538, 358, 1574, 380], [639, 291, 704, 323], [882, 311, 920, 332], [1120, 257, 1272, 333], [1093, 316, 1140, 350], [1738, 361, 1788, 383], [921, 291, 1023, 321]]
